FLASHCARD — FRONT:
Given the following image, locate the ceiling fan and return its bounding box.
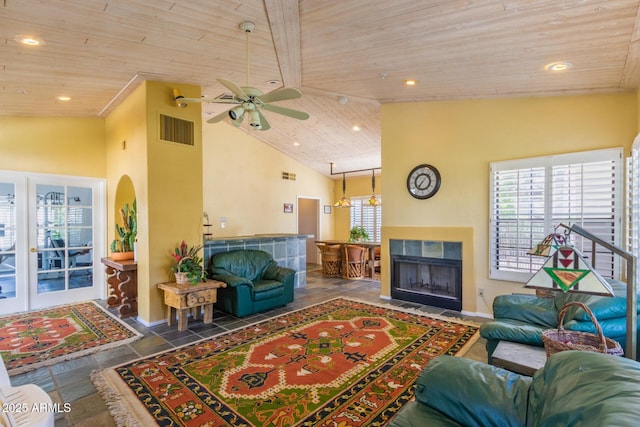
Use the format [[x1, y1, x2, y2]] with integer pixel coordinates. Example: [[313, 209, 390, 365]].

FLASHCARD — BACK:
[[174, 21, 309, 131]]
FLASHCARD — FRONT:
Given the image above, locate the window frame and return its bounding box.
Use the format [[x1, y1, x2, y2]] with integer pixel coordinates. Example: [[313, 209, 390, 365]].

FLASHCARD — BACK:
[[489, 147, 623, 283]]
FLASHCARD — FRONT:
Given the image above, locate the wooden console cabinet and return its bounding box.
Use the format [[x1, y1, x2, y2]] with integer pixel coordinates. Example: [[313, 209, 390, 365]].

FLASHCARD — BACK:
[[101, 257, 137, 318], [157, 280, 227, 331]]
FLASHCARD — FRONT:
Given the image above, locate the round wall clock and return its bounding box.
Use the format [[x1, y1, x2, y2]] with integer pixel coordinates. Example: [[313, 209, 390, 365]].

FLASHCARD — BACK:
[[407, 164, 441, 199]]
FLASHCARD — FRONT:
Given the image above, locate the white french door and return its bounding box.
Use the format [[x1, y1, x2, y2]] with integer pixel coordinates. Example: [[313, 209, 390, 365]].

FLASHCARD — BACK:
[[0, 175, 25, 312], [0, 172, 105, 313]]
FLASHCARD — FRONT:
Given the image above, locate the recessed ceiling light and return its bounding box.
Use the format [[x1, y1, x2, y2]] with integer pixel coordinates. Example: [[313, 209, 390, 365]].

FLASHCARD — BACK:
[[267, 79, 280, 85], [293, 141, 300, 146], [56, 96, 71, 101], [352, 125, 361, 132], [14, 35, 44, 46], [404, 79, 418, 86], [545, 62, 573, 72]]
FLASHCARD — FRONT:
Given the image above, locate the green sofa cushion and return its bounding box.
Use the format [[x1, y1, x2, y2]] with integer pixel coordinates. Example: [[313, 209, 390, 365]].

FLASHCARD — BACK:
[[494, 294, 558, 327], [209, 273, 252, 288], [553, 282, 630, 322], [252, 279, 284, 301], [414, 355, 531, 427], [479, 319, 546, 346], [528, 351, 640, 427]]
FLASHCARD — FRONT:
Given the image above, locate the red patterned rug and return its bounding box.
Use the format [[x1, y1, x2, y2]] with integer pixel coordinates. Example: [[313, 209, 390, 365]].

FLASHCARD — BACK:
[[93, 298, 478, 426], [0, 301, 142, 375]]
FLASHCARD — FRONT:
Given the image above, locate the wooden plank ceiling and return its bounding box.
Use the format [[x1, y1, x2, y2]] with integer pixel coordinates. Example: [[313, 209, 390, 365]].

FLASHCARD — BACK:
[[2, 0, 639, 177]]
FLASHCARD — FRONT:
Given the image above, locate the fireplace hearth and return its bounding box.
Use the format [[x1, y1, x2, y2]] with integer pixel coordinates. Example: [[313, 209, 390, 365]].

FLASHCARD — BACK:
[[391, 254, 462, 311]]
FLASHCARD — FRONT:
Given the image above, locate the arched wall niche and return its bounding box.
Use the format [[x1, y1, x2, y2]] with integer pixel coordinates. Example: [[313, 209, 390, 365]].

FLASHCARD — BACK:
[[114, 175, 136, 226]]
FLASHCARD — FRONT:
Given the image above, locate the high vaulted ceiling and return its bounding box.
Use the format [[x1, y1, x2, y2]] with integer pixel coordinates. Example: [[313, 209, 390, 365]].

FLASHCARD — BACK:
[[2, 1, 639, 177]]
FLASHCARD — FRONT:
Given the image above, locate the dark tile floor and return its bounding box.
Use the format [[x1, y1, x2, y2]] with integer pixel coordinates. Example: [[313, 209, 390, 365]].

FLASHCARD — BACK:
[[8, 268, 489, 427]]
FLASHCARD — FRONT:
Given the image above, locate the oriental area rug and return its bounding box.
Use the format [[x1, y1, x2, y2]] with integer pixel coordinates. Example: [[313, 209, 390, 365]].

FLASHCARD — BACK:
[[92, 297, 479, 427], [0, 301, 142, 375]]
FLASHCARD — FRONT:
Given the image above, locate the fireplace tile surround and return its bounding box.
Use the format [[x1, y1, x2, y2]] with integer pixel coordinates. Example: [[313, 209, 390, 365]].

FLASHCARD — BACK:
[[389, 239, 462, 260]]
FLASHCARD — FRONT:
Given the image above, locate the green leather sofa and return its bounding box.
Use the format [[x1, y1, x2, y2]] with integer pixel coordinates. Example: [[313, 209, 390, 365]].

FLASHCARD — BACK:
[[480, 279, 640, 361], [388, 351, 640, 426], [209, 250, 295, 317]]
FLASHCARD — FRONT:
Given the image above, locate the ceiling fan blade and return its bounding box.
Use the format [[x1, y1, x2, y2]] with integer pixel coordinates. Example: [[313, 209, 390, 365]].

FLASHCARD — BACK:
[[262, 103, 310, 120], [217, 78, 248, 100], [181, 97, 240, 104], [256, 110, 271, 131], [256, 87, 303, 104], [207, 110, 231, 124]]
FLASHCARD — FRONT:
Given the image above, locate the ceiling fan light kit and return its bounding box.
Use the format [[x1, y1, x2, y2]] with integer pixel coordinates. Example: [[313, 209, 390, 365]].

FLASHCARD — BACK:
[[172, 21, 309, 131], [229, 105, 245, 120], [172, 88, 187, 108]]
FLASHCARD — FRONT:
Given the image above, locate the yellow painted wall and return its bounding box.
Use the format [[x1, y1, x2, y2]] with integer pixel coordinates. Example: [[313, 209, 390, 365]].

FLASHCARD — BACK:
[[333, 174, 383, 241], [0, 117, 105, 176], [202, 124, 335, 240], [105, 80, 203, 322], [147, 81, 203, 322], [381, 92, 638, 315]]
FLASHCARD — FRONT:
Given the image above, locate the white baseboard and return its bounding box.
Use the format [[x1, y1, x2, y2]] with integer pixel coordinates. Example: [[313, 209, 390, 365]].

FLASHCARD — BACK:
[[461, 310, 493, 319], [135, 317, 166, 327]]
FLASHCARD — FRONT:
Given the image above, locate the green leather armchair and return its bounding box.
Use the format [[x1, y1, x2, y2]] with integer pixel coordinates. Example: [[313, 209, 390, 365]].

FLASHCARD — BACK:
[[209, 249, 295, 317], [389, 351, 640, 426]]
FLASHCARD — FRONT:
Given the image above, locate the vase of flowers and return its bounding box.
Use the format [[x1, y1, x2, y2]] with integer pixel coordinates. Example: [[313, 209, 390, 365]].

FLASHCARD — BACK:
[[171, 241, 206, 285]]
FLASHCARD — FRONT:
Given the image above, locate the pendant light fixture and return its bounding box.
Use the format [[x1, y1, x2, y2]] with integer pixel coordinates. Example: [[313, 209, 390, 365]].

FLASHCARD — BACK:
[[365, 169, 381, 206], [334, 173, 351, 207], [330, 163, 381, 208]]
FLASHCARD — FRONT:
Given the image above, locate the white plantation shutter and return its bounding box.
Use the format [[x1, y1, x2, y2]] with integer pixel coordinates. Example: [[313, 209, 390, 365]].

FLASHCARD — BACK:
[[490, 148, 622, 282], [552, 160, 619, 276], [629, 135, 640, 290], [350, 196, 382, 241]]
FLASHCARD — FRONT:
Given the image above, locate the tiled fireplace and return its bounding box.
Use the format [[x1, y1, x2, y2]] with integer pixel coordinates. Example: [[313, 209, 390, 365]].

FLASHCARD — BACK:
[[390, 239, 462, 311]]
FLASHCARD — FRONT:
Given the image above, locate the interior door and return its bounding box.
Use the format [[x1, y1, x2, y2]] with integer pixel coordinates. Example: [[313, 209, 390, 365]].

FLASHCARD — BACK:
[[0, 175, 27, 312], [298, 197, 320, 265], [28, 178, 104, 309]]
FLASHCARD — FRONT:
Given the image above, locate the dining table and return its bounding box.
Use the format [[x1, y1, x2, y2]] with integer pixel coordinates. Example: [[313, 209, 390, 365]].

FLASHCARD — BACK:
[[315, 240, 381, 278]]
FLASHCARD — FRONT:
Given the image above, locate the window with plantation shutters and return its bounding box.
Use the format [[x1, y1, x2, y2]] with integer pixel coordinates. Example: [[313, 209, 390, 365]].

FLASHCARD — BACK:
[[350, 197, 382, 242], [490, 148, 622, 282]]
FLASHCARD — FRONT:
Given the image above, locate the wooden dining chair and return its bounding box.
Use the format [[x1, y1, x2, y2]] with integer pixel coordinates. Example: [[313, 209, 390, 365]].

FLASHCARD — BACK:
[[342, 244, 366, 279], [368, 245, 381, 277], [317, 244, 342, 277]]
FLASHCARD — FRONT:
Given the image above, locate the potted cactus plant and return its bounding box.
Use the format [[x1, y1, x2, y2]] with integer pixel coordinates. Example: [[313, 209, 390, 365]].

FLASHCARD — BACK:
[[110, 199, 137, 261]]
